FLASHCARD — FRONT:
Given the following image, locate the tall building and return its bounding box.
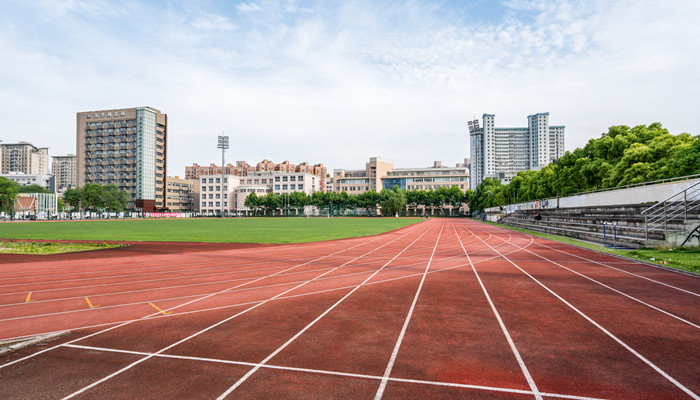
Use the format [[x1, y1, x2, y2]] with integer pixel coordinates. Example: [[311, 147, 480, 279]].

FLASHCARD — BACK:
[[52, 154, 76, 193], [469, 112, 565, 190], [0, 142, 49, 175], [76, 107, 167, 211]]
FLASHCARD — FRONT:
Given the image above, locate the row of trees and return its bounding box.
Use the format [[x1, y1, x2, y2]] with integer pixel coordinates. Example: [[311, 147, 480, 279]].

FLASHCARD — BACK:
[[0, 178, 67, 215], [470, 123, 700, 211], [244, 185, 469, 216], [63, 183, 129, 212]]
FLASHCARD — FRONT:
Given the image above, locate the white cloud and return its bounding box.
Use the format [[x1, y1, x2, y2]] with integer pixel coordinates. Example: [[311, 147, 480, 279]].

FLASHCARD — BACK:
[[1, 0, 698, 177], [237, 2, 261, 12]]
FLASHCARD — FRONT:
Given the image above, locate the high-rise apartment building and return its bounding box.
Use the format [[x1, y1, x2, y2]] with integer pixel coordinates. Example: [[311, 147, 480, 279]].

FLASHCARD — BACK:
[[52, 154, 76, 193], [76, 107, 167, 211], [0, 142, 49, 175], [469, 112, 565, 190]]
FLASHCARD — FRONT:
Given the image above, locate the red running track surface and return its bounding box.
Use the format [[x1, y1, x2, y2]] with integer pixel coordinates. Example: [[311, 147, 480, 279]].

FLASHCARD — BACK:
[[0, 219, 698, 399]]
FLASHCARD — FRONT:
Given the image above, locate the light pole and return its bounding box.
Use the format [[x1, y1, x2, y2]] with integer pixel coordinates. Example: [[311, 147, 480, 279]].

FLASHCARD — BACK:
[[217, 135, 229, 217]]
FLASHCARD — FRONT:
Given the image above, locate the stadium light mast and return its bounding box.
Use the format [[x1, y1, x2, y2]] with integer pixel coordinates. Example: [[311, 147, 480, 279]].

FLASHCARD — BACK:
[[217, 134, 229, 217]]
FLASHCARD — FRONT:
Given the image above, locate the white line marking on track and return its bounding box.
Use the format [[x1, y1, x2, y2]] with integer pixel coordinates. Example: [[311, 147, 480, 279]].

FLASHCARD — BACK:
[[534, 241, 700, 297], [216, 217, 439, 399], [452, 221, 543, 400], [471, 222, 700, 400], [0, 227, 393, 370], [59, 222, 426, 399], [374, 221, 445, 400], [518, 245, 700, 329], [62, 343, 607, 400]]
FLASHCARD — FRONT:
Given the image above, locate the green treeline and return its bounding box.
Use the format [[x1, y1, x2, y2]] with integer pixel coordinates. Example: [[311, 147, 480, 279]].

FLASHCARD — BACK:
[[470, 123, 700, 211], [244, 185, 468, 216]]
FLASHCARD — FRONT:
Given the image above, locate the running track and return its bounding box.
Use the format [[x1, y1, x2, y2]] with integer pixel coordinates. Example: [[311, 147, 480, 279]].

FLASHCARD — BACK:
[[0, 219, 698, 399]]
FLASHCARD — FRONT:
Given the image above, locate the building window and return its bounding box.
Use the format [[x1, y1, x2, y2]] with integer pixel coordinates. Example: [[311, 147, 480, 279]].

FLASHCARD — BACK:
[[282, 184, 288, 190], [275, 184, 280, 190]]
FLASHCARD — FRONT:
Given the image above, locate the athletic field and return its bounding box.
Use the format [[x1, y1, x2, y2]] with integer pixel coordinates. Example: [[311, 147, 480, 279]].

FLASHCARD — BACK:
[[0, 219, 698, 399], [0, 218, 419, 244]]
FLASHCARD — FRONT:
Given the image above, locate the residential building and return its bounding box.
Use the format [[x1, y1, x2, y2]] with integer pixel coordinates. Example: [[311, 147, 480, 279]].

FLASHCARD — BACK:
[[76, 107, 167, 211], [1, 142, 49, 175], [52, 154, 76, 193], [382, 161, 469, 191], [469, 112, 565, 190], [165, 176, 200, 212], [199, 171, 322, 215], [333, 157, 394, 195], [186, 160, 328, 191], [1, 172, 55, 192]]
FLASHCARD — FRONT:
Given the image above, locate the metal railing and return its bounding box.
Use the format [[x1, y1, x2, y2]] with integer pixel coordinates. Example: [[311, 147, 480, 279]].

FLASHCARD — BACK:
[[642, 180, 700, 239]]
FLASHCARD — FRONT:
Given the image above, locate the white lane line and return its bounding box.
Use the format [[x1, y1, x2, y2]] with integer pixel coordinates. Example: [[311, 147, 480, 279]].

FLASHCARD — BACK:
[[471, 224, 700, 400], [62, 343, 606, 400], [452, 221, 543, 400], [59, 221, 426, 399], [374, 221, 445, 400], [0, 231, 528, 343], [0, 228, 393, 371], [216, 219, 439, 399], [534, 241, 700, 297], [518, 245, 700, 329]]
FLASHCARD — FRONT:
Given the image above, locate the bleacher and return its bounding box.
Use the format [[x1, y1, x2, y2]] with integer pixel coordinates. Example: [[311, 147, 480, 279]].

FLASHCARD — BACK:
[[499, 204, 672, 249]]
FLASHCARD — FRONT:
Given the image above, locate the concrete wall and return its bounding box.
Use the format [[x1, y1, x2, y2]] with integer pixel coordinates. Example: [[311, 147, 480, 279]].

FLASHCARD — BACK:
[[558, 178, 700, 208]]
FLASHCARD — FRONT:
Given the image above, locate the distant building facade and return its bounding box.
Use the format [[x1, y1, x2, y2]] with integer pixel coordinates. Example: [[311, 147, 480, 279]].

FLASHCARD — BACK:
[[199, 171, 322, 215], [334, 157, 469, 194], [469, 112, 565, 190], [165, 176, 200, 212], [0, 142, 49, 175], [333, 157, 394, 195], [52, 154, 76, 193], [186, 160, 328, 191], [382, 161, 469, 192], [76, 107, 167, 211], [0, 172, 55, 192]]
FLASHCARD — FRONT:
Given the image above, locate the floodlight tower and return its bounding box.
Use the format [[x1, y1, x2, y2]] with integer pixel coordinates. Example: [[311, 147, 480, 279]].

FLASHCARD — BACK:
[[217, 135, 229, 217]]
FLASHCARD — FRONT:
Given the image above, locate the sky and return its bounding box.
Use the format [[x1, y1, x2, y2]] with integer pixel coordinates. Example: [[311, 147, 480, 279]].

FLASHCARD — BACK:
[[1, 0, 698, 176]]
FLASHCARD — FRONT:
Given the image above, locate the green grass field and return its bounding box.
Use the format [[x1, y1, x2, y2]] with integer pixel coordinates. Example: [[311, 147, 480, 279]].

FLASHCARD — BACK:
[[0, 218, 420, 244]]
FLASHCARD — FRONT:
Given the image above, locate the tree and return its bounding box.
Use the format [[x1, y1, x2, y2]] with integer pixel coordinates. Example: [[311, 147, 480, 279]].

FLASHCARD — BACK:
[[63, 187, 84, 212], [17, 184, 52, 194], [0, 177, 19, 216], [101, 184, 128, 212], [244, 192, 260, 215], [380, 187, 406, 216]]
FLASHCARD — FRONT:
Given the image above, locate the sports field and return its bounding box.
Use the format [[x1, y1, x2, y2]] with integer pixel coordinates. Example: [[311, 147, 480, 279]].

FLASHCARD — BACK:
[[0, 218, 419, 244], [1, 218, 698, 399]]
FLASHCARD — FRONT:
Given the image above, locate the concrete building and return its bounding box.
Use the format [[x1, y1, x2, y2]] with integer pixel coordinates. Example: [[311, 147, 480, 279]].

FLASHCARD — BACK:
[[77, 107, 167, 211], [382, 161, 469, 191], [333, 157, 394, 195], [52, 154, 76, 193], [165, 176, 200, 212], [199, 171, 322, 215], [469, 112, 565, 190], [186, 160, 328, 191], [334, 157, 468, 194], [1, 172, 55, 192], [1, 142, 49, 175]]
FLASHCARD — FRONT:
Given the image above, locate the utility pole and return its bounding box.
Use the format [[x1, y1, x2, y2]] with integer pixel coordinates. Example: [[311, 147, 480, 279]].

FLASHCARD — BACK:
[[217, 135, 229, 217]]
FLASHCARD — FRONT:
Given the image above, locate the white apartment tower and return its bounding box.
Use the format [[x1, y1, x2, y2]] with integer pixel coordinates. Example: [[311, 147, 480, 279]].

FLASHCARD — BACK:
[[0, 142, 49, 175], [52, 154, 76, 193], [469, 112, 565, 190]]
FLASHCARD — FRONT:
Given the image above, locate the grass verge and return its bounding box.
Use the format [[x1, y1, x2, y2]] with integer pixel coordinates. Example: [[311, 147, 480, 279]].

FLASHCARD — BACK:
[[482, 220, 699, 274], [0, 218, 421, 244], [0, 241, 125, 255]]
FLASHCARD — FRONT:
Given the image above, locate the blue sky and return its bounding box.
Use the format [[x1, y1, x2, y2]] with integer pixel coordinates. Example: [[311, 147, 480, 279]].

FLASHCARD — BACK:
[[1, 0, 698, 176]]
